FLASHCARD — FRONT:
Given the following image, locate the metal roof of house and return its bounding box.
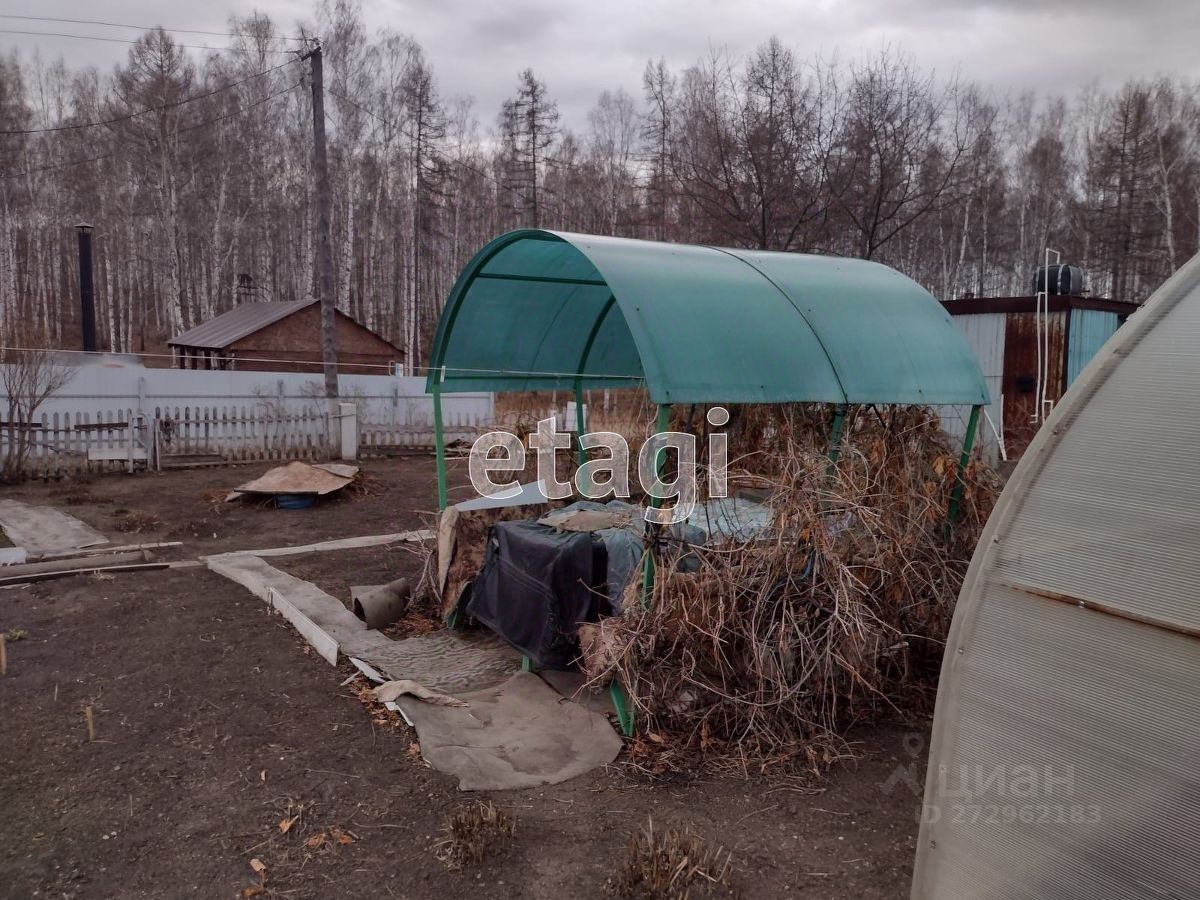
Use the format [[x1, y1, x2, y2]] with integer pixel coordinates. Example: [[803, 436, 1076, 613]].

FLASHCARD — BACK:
[[942, 294, 1140, 316], [426, 229, 989, 405], [168, 300, 317, 350]]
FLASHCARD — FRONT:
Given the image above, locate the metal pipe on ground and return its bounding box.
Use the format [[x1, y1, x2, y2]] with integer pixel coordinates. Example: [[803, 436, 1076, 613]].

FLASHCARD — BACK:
[[351, 578, 412, 629]]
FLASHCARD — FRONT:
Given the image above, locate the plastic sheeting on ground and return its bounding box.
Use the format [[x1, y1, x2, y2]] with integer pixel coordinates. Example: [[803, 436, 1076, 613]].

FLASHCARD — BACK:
[[397, 670, 622, 791]]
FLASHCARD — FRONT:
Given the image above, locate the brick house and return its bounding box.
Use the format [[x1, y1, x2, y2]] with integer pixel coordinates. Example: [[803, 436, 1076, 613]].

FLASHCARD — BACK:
[[167, 300, 404, 375]]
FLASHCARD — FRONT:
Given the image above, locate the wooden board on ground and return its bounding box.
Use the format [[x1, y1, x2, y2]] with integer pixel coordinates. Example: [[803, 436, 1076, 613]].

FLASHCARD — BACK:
[[0, 562, 168, 587], [30, 541, 182, 562], [226, 461, 359, 501], [208, 530, 431, 560]]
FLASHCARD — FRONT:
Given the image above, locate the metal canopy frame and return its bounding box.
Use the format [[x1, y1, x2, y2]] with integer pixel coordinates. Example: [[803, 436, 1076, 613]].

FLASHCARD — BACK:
[[426, 229, 988, 735], [426, 229, 989, 405]]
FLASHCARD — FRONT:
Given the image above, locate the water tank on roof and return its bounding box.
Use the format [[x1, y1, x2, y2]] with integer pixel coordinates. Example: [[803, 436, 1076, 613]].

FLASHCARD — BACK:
[[1032, 264, 1084, 296]]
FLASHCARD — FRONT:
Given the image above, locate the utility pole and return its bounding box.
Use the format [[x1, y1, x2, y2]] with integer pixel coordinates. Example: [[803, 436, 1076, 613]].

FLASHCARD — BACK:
[[306, 39, 339, 399]]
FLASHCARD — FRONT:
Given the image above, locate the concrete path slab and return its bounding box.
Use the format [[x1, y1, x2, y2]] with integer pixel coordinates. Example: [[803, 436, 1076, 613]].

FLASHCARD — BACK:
[[0, 500, 109, 555], [206, 553, 518, 693]]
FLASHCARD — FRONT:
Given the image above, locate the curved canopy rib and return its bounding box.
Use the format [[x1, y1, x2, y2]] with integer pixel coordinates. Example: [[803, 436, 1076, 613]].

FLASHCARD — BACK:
[[426, 229, 988, 406]]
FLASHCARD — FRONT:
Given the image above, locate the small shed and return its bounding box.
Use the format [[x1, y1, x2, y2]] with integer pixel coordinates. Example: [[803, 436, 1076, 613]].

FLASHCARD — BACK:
[[942, 291, 1140, 458], [168, 300, 404, 375], [913, 252, 1200, 899]]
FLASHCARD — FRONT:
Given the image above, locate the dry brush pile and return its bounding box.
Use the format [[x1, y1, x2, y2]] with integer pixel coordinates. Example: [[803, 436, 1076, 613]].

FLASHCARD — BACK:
[[597, 405, 1001, 773]]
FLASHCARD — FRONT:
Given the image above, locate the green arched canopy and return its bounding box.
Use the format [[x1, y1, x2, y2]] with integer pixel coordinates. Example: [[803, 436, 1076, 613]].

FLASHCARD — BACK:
[[426, 230, 989, 406]]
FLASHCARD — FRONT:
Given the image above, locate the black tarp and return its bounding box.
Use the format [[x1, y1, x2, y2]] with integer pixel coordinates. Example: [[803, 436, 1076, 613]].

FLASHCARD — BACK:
[[466, 520, 609, 669]]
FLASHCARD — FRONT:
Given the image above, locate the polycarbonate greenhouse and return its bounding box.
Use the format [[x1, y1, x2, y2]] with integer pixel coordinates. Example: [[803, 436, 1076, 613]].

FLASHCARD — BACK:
[[913, 253, 1200, 897]]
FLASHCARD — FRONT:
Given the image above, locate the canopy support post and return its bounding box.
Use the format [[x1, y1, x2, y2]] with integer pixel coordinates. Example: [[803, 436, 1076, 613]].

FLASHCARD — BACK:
[[432, 369, 448, 510], [826, 404, 848, 467], [947, 404, 981, 528], [616, 402, 671, 740], [574, 378, 588, 492], [641, 403, 671, 609], [610, 681, 635, 736], [573, 295, 616, 498]]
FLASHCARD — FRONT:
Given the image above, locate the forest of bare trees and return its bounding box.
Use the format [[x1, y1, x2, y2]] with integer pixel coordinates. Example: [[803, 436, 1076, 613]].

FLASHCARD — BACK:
[[1, 0, 1198, 372]]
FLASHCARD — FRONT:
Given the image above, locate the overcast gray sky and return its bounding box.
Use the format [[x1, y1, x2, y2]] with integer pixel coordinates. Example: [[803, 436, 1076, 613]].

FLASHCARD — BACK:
[[3, 0, 1200, 128]]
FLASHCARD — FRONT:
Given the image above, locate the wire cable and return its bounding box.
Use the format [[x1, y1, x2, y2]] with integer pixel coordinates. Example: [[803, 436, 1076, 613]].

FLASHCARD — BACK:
[[0, 346, 649, 380], [1, 78, 302, 179], [0, 58, 300, 135], [0, 14, 305, 41], [0, 28, 294, 54]]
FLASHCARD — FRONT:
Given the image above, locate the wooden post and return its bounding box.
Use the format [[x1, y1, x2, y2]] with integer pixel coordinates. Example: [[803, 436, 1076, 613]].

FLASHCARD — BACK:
[[307, 40, 339, 401], [84, 706, 95, 741], [0, 633, 6, 676]]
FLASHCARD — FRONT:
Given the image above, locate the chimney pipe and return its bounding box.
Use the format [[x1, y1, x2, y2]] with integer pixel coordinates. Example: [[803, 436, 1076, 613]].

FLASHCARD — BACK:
[[76, 223, 97, 353]]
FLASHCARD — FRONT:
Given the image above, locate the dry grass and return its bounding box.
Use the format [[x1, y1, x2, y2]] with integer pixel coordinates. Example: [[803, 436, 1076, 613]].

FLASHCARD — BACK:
[[199, 488, 229, 510], [56, 489, 111, 507], [109, 509, 164, 533], [615, 819, 733, 899], [342, 468, 377, 501], [594, 405, 1000, 774], [432, 801, 517, 869], [381, 612, 442, 640]]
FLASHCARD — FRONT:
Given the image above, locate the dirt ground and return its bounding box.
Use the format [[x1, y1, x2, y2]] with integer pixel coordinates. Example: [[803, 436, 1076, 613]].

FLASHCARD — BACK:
[[0, 458, 928, 899]]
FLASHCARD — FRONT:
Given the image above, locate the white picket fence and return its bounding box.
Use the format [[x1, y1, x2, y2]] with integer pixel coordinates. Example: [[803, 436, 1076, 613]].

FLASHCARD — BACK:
[[1, 357, 492, 478]]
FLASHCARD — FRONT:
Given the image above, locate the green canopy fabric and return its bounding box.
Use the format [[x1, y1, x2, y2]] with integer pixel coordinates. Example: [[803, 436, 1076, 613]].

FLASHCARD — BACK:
[[426, 229, 989, 406]]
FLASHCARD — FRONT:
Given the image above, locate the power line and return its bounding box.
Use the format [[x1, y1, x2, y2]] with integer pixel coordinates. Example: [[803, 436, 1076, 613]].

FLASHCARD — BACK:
[[1, 78, 302, 179], [0, 14, 305, 41], [0, 346, 650, 380], [0, 58, 300, 135], [0, 28, 293, 54]]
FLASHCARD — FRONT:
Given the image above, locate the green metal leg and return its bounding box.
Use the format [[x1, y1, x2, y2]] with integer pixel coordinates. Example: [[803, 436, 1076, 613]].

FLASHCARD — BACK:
[[826, 404, 847, 468], [640, 548, 656, 610], [946, 404, 981, 528], [574, 379, 588, 493], [609, 679, 635, 736], [641, 404, 671, 610], [432, 375, 448, 511], [521, 654, 535, 672]]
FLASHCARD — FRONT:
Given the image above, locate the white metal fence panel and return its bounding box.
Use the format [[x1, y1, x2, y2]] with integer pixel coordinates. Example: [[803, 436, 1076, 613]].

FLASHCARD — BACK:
[[0, 360, 493, 477]]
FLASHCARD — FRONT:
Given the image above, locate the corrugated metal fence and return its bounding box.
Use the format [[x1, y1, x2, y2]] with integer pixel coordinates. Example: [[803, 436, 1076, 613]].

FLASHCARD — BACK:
[[938, 313, 1006, 464]]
